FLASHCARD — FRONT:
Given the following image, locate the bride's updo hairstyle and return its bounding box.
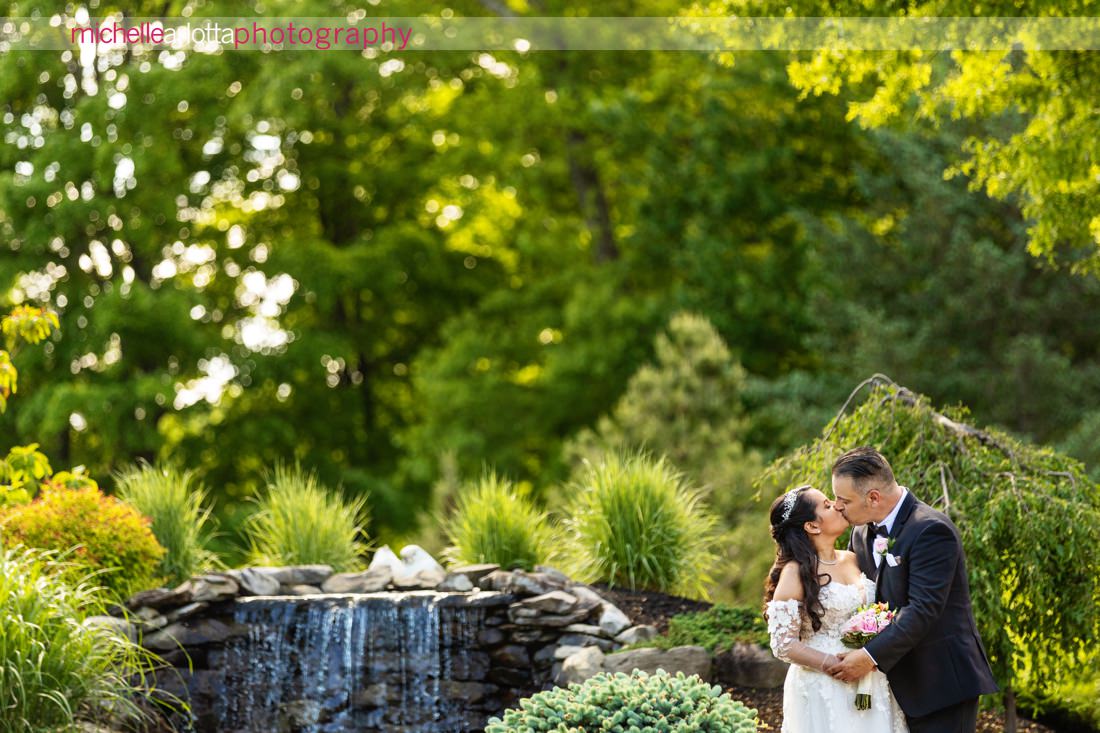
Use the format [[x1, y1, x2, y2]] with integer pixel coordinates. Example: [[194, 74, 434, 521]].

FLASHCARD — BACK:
[[762, 485, 830, 632]]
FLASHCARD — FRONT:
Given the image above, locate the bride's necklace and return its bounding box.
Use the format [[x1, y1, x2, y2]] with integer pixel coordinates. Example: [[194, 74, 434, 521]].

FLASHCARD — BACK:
[[817, 553, 839, 565]]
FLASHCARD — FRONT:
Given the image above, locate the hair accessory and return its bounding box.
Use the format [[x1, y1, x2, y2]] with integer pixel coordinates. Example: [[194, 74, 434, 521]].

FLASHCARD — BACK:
[[781, 488, 801, 522]]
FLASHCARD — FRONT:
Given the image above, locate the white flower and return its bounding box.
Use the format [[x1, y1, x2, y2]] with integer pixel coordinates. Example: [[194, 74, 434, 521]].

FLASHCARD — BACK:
[[873, 537, 890, 555]]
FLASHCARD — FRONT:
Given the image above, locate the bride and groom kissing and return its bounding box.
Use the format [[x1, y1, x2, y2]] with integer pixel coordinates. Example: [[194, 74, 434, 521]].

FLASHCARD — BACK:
[[764, 446, 999, 733]]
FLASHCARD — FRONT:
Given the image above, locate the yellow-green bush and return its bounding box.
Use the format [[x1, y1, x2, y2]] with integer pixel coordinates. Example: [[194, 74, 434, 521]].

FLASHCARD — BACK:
[[0, 485, 165, 599], [561, 451, 721, 599], [443, 471, 558, 570]]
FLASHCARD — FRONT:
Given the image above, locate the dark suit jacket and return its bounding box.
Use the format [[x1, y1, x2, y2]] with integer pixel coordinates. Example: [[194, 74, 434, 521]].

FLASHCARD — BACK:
[[849, 491, 999, 717]]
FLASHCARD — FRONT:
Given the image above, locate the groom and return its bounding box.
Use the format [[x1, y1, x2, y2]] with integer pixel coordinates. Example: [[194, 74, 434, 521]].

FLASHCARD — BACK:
[[825, 446, 998, 733]]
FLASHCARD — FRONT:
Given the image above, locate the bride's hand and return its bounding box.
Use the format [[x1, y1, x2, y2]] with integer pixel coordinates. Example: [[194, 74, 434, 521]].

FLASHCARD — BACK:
[[820, 654, 842, 672]]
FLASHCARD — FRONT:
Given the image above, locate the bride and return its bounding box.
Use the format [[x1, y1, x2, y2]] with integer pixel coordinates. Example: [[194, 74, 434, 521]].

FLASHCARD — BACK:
[[763, 485, 907, 732]]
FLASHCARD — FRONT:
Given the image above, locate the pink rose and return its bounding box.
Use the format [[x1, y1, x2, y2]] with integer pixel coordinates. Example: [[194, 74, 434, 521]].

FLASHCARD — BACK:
[[873, 537, 889, 554]]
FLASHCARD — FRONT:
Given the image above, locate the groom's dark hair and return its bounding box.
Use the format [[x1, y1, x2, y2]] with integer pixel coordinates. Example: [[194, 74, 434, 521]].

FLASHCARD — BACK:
[[832, 446, 895, 493]]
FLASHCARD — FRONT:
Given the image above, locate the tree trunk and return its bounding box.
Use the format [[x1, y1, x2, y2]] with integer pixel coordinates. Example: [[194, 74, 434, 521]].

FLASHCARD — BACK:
[[564, 129, 619, 263], [1005, 687, 1018, 733]]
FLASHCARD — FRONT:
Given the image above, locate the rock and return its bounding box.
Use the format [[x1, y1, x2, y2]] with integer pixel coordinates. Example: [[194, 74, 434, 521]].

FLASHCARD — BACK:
[[436, 572, 474, 592], [321, 567, 392, 593], [507, 606, 593, 627], [518, 590, 578, 615], [714, 642, 789, 688], [83, 615, 136, 641], [369, 544, 444, 583], [556, 646, 605, 686], [463, 591, 514, 608], [165, 602, 209, 623], [567, 585, 605, 607], [557, 633, 618, 652], [368, 545, 404, 574], [597, 603, 632, 637], [604, 645, 712, 682], [182, 574, 239, 603], [392, 568, 443, 590], [237, 567, 281, 596], [509, 627, 558, 643], [533, 565, 572, 585], [353, 683, 397, 707], [477, 627, 506, 646], [447, 563, 500, 586], [142, 619, 234, 651], [438, 680, 496, 704], [488, 666, 531, 686], [253, 565, 333, 586], [562, 623, 609, 637], [398, 545, 445, 576], [125, 586, 192, 610], [139, 614, 168, 631], [490, 644, 531, 667], [279, 699, 321, 728], [134, 606, 162, 621], [552, 644, 586, 661], [510, 570, 568, 596], [481, 570, 514, 592], [281, 584, 322, 596], [615, 624, 658, 645], [532, 644, 560, 664]]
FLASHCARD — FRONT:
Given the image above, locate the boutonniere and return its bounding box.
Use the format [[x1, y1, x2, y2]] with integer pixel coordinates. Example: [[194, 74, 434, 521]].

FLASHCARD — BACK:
[[873, 537, 902, 567]]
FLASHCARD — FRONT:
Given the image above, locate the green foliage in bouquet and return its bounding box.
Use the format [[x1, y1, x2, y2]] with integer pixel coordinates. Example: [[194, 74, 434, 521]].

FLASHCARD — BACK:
[[0, 484, 165, 600], [442, 470, 557, 571], [484, 669, 757, 733], [623, 604, 770, 653]]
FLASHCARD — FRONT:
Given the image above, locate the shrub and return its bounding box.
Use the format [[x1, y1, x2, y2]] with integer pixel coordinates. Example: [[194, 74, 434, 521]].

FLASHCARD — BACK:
[[114, 462, 219, 585], [243, 464, 368, 571], [0, 546, 159, 733], [560, 451, 721, 599], [623, 604, 770, 653], [442, 470, 557, 571], [0, 485, 165, 599], [484, 668, 757, 733]]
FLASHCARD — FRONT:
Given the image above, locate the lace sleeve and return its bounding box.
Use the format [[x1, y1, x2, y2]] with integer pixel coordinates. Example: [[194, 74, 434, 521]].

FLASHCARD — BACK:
[[765, 599, 840, 673], [765, 599, 802, 662]]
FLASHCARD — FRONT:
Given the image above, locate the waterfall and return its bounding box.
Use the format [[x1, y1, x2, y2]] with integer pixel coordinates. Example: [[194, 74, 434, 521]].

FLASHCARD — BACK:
[[213, 591, 486, 732]]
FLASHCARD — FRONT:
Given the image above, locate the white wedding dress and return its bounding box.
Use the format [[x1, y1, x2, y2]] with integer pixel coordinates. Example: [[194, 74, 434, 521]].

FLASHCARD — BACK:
[[766, 574, 908, 733]]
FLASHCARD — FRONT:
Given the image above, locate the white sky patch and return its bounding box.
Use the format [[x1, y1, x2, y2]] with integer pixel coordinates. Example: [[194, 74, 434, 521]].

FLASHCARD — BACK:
[[233, 270, 297, 352], [174, 354, 238, 409], [113, 156, 136, 197], [88, 239, 113, 277]]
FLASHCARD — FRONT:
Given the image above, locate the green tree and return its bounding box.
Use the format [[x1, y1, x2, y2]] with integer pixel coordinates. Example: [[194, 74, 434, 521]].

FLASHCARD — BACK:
[[705, 0, 1100, 273], [565, 311, 762, 520], [745, 127, 1100, 462], [762, 377, 1100, 731]]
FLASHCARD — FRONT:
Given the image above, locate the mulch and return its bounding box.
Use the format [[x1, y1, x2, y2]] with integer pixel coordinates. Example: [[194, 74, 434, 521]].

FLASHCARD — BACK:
[[592, 584, 1059, 733]]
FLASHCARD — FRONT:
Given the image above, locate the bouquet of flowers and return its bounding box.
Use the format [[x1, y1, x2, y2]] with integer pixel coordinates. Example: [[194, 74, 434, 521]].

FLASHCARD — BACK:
[[840, 602, 896, 710]]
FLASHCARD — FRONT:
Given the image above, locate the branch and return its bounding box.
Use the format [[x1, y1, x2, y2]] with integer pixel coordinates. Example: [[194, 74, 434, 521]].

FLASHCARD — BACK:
[[476, 0, 517, 16], [821, 373, 897, 443]]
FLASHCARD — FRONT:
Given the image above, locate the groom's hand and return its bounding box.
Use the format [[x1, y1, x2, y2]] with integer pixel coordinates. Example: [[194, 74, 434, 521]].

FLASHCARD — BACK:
[[828, 649, 876, 682]]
